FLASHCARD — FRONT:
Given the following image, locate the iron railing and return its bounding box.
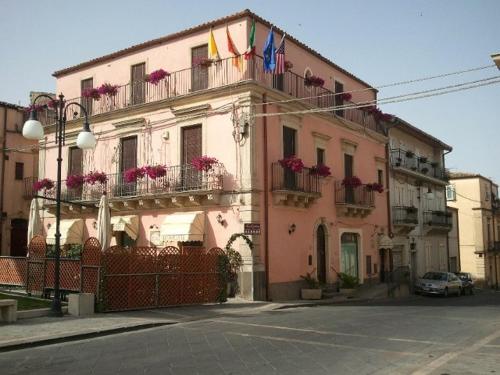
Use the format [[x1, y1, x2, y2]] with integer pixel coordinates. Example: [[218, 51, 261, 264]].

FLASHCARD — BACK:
[[390, 148, 447, 181], [334, 182, 374, 207], [392, 206, 418, 225], [423, 210, 452, 228], [271, 162, 321, 194], [42, 56, 381, 133], [25, 163, 224, 203]]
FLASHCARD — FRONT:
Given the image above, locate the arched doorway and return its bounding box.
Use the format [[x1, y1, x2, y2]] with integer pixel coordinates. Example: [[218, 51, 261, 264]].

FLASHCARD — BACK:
[[316, 225, 327, 283], [341, 233, 359, 278], [10, 218, 28, 256]]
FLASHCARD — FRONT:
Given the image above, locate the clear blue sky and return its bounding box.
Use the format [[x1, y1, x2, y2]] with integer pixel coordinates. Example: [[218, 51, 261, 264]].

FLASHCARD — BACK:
[[1, 0, 499, 181]]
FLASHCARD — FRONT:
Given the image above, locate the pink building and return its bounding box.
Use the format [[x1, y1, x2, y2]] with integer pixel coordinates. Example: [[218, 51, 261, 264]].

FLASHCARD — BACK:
[[32, 10, 390, 300]]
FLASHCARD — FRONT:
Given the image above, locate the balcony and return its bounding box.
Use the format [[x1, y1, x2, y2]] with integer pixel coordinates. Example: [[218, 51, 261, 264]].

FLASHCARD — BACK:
[[41, 56, 382, 133], [334, 182, 374, 217], [423, 210, 452, 233], [25, 163, 224, 213], [271, 163, 321, 208], [390, 149, 448, 183], [392, 206, 418, 233]]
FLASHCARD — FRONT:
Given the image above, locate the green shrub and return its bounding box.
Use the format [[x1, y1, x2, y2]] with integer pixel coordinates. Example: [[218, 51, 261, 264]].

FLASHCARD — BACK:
[[339, 273, 359, 288]]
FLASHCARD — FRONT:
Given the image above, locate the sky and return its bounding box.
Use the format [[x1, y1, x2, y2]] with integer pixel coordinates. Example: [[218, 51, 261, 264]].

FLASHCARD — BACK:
[[1, 0, 499, 181]]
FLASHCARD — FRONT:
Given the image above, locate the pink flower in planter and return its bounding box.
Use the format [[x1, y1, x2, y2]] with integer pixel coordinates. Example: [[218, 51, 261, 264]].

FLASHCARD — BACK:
[[66, 174, 85, 189], [25, 104, 45, 113], [342, 176, 362, 188], [304, 75, 325, 87], [279, 156, 304, 173], [310, 164, 331, 177], [339, 92, 352, 102], [364, 106, 393, 122], [123, 167, 146, 183], [82, 88, 101, 101], [33, 178, 54, 192], [366, 182, 384, 193], [97, 83, 119, 97], [145, 69, 170, 85], [191, 156, 219, 172], [144, 165, 167, 179], [84, 171, 108, 185]]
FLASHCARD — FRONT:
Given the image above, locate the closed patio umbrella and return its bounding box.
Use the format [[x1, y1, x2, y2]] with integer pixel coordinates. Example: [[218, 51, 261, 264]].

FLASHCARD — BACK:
[[97, 193, 111, 251], [27, 198, 42, 244]]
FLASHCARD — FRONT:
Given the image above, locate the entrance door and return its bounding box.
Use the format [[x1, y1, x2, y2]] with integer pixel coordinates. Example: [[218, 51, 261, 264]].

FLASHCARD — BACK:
[[317, 225, 327, 284], [120, 136, 138, 196], [344, 153, 354, 203], [341, 233, 359, 279], [192, 45, 209, 92], [283, 126, 297, 189], [10, 219, 28, 256], [181, 125, 202, 190]]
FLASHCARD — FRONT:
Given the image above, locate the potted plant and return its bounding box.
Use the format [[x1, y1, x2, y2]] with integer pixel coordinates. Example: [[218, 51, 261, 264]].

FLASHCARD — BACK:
[[300, 271, 322, 300], [84, 171, 108, 185], [339, 272, 359, 295], [145, 69, 170, 85], [342, 176, 362, 188], [366, 182, 384, 193], [82, 88, 101, 101], [123, 167, 146, 183], [304, 75, 325, 87], [405, 150, 414, 158], [279, 156, 304, 173], [66, 174, 85, 190], [33, 178, 54, 192], [191, 156, 219, 172], [144, 165, 167, 179], [339, 92, 352, 102], [97, 83, 119, 97], [310, 164, 331, 177]]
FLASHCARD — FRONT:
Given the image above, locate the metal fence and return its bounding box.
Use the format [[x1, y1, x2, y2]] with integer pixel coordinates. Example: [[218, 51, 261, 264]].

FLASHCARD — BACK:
[[392, 206, 418, 225], [390, 148, 447, 181], [271, 162, 321, 194], [335, 182, 374, 207]]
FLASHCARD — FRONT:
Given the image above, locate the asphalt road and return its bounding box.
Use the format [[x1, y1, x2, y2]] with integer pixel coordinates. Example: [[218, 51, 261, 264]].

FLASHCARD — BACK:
[[1, 290, 500, 375]]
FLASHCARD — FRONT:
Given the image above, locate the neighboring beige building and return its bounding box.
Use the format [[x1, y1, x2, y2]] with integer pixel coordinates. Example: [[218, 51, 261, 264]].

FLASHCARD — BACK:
[[447, 173, 500, 287], [387, 117, 452, 282], [0, 101, 38, 256]]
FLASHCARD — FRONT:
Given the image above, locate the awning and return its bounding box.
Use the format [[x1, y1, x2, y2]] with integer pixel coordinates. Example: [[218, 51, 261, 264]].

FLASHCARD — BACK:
[[46, 219, 84, 245], [111, 215, 139, 240], [160, 211, 205, 242]]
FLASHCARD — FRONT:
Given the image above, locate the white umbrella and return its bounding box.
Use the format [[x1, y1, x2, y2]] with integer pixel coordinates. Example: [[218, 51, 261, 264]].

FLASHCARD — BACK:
[[27, 198, 42, 243], [96, 193, 111, 251]]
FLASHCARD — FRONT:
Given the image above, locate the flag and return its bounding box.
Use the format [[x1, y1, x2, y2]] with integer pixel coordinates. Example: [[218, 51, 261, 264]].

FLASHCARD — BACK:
[[226, 25, 241, 71], [262, 27, 275, 73], [244, 19, 256, 60], [275, 34, 286, 74], [208, 28, 219, 60]]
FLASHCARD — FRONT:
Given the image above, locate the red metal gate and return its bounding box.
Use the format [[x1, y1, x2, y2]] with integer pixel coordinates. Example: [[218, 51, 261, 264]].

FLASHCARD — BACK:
[[100, 245, 224, 311]]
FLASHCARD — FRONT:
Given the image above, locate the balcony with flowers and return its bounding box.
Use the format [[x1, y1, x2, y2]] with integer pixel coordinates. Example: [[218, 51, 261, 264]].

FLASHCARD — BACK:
[[334, 177, 379, 217], [390, 148, 448, 184]]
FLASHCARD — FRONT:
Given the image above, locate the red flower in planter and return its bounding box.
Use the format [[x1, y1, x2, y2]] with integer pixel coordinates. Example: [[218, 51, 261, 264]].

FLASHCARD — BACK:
[[145, 69, 170, 85], [191, 156, 219, 172], [82, 88, 101, 101], [84, 171, 108, 185], [33, 178, 54, 192], [279, 156, 304, 173], [364, 106, 393, 122], [304, 75, 325, 87], [366, 182, 384, 193], [123, 167, 146, 183], [97, 83, 119, 97], [66, 175, 85, 189], [144, 165, 167, 179], [310, 164, 331, 177], [339, 92, 352, 101], [342, 176, 362, 188]]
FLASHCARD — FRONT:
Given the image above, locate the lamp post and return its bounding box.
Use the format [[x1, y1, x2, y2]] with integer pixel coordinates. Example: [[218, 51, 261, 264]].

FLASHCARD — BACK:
[[23, 93, 96, 316]]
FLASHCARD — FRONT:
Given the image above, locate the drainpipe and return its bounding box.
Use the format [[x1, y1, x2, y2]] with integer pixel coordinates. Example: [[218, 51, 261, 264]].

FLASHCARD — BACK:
[[383, 125, 393, 280], [443, 149, 452, 271], [262, 93, 270, 301], [489, 179, 498, 289], [0, 106, 8, 254]]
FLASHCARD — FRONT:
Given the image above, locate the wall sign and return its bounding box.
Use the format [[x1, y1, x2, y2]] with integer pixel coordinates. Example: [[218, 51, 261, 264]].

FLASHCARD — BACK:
[[244, 223, 261, 235]]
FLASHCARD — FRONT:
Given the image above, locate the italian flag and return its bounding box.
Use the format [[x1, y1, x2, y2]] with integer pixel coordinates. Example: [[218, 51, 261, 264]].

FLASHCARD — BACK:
[[244, 19, 256, 60]]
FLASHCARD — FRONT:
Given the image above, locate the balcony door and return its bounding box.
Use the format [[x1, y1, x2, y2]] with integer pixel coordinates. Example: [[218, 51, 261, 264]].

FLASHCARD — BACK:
[[131, 63, 146, 105], [120, 136, 138, 196], [344, 153, 354, 203], [192, 45, 209, 92], [81, 78, 93, 117], [334, 81, 344, 118], [10, 218, 28, 257], [68, 146, 83, 200], [341, 233, 359, 279], [283, 126, 296, 190], [181, 125, 202, 190]]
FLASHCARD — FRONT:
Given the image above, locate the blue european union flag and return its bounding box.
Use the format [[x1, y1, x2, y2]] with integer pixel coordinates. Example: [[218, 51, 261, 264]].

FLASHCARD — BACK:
[[263, 27, 275, 72]]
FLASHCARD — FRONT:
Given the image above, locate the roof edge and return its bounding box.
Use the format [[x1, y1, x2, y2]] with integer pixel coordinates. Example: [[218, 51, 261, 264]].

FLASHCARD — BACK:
[[392, 116, 452, 152]]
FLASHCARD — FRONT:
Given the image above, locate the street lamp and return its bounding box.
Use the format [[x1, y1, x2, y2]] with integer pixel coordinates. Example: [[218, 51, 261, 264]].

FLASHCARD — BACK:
[[23, 93, 96, 316]]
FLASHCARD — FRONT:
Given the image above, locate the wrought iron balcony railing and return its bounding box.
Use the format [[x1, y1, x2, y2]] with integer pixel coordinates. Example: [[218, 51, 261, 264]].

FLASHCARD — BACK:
[[423, 210, 452, 228], [40, 55, 382, 133], [271, 162, 321, 195], [25, 163, 224, 203], [390, 148, 447, 181], [393, 206, 418, 225], [334, 182, 374, 208]]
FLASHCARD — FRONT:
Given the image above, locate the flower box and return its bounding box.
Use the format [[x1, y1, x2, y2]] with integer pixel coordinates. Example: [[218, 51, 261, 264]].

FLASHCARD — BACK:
[[278, 156, 304, 173], [144, 165, 167, 179], [85, 171, 108, 185], [66, 175, 85, 190], [33, 178, 54, 192], [145, 69, 170, 85], [304, 75, 325, 87], [366, 182, 384, 193], [310, 164, 331, 177], [193, 57, 213, 67], [97, 83, 119, 97], [123, 167, 146, 183], [82, 88, 101, 101], [191, 156, 218, 172], [339, 92, 352, 102], [342, 176, 362, 188]]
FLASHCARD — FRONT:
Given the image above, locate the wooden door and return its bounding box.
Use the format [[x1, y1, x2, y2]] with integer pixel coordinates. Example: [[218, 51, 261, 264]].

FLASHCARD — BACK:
[[81, 78, 93, 117], [192, 45, 209, 91], [120, 136, 138, 196], [181, 125, 202, 190], [317, 225, 327, 284], [68, 146, 83, 200], [131, 63, 146, 105], [283, 126, 296, 189], [10, 219, 28, 256]]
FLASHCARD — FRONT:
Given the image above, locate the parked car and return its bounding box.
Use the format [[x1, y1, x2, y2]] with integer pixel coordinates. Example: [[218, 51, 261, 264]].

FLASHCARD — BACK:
[[414, 272, 462, 297], [455, 272, 474, 295]]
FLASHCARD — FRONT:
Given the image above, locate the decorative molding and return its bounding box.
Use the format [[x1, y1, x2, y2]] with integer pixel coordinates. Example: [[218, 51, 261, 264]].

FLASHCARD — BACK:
[[172, 103, 210, 117], [311, 131, 332, 141], [112, 117, 146, 129]]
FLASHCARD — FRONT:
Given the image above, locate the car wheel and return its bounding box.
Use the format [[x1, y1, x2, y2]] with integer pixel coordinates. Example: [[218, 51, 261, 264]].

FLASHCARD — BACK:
[[443, 287, 449, 297]]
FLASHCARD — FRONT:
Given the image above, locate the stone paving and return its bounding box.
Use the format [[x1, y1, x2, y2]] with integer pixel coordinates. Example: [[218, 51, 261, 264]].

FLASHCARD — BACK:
[[0, 290, 499, 374]]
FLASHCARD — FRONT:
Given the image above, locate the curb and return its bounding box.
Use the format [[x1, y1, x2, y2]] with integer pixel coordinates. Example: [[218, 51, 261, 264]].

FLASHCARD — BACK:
[[0, 321, 175, 353]]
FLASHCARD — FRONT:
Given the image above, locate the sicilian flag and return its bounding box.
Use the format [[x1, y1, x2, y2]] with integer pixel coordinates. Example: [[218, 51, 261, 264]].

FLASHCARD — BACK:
[[208, 28, 219, 60], [275, 34, 286, 75], [226, 25, 241, 71], [262, 27, 275, 73], [244, 19, 256, 60]]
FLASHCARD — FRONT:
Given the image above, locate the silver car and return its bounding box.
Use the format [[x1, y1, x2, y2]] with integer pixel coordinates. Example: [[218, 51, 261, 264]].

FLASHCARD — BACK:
[[415, 272, 462, 297]]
